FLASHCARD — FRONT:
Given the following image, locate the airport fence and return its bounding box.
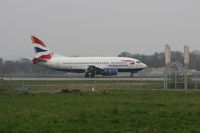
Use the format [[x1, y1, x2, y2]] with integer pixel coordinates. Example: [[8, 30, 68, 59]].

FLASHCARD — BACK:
[[166, 73, 200, 90], [1, 74, 200, 93]]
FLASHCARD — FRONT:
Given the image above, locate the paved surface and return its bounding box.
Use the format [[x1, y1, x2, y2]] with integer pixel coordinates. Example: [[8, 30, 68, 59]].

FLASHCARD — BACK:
[[1, 77, 163, 81]]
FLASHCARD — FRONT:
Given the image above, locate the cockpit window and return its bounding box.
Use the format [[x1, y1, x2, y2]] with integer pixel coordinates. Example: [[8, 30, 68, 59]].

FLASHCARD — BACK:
[[130, 61, 135, 64], [136, 61, 141, 63]]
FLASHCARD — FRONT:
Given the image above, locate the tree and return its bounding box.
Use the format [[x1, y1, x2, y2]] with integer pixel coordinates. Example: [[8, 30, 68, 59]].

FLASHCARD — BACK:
[[118, 51, 132, 57], [190, 51, 200, 70], [118, 50, 200, 70], [0, 58, 3, 74]]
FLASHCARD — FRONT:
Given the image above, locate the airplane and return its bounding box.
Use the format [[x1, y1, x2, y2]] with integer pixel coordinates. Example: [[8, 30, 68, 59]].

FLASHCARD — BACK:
[[30, 35, 147, 78]]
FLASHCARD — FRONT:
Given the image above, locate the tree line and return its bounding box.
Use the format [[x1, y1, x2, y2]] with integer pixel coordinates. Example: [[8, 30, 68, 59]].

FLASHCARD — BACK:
[[0, 58, 64, 76], [118, 50, 200, 70], [0, 50, 200, 76]]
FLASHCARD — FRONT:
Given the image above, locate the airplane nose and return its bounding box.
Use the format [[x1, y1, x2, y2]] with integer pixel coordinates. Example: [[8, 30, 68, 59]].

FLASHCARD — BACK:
[[141, 63, 147, 68]]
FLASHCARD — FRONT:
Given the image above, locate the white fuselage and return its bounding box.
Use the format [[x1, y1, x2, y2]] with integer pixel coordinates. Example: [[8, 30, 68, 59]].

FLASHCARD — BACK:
[[37, 55, 147, 74]]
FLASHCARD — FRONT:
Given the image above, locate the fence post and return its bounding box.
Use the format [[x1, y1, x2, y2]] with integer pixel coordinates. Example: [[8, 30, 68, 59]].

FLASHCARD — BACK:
[[175, 73, 177, 89], [195, 72, 197, 89], [22, 70, 25, 88], [46, 70, 49, 90]]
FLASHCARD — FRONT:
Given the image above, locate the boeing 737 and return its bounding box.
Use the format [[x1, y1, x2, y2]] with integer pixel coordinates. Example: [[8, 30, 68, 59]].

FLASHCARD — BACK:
[[30, 36, 147, 77]]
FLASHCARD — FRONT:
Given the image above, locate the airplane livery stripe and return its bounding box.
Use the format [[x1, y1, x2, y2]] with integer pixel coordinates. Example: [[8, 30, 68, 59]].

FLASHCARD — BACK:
[[35, 51, 51, 58], [33, 43, 49, 51], [31, 36, 46, 47], [38, 53, 52, 60], [34, 47, 47, 53]]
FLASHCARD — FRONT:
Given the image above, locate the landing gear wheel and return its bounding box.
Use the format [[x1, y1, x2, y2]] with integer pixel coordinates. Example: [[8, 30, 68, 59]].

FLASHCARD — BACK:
[[85, 73, 89, 78], [90, 73, 95, 78], [85, 72, 95, 78], [130, 73, 134, 77]]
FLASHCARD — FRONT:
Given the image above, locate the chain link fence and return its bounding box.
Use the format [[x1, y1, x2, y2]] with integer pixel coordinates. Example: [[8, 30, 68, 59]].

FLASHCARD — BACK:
[[1, 73, 200, 94]]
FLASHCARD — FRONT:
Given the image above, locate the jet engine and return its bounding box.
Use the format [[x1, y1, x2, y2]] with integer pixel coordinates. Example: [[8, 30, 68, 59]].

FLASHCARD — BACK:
[[102, 68, 118, 76]]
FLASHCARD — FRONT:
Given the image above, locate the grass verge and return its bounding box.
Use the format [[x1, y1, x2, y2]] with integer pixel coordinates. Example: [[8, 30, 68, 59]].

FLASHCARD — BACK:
[[0, 90, 200, 133]]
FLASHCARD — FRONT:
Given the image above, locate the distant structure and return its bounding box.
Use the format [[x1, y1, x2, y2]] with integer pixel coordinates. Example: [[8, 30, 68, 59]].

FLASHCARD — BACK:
[[164, 45, 190, 89], [165, 45, 171, 66], [164, 44, 171, 89], [184, 45, 190, 89]]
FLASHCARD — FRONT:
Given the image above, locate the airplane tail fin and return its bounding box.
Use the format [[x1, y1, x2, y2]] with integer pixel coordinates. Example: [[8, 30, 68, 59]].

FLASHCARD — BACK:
[[31, 36, 53, 64]]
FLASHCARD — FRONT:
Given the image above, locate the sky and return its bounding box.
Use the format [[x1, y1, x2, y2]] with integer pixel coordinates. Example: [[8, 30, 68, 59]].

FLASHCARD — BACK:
[[0, 0, 200, 59]]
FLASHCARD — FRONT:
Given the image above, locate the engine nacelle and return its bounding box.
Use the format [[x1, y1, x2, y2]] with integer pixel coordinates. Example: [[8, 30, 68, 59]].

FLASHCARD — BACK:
[[102, 68, 118, 76]]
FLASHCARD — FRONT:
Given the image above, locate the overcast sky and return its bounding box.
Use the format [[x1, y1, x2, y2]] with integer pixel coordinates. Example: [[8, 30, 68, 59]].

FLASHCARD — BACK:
[[0, 0, 200, 59]]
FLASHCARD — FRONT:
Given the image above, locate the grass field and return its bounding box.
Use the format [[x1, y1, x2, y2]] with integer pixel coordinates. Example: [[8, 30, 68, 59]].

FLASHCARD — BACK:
[[0, 90, 200, 133]]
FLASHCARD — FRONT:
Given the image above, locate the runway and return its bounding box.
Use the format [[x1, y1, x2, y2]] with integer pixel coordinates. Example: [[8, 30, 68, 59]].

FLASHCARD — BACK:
[[1, 77, 163, 81]]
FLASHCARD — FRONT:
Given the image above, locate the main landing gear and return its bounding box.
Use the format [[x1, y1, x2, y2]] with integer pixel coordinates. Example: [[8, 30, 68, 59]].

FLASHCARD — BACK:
[[85, 72, 95, 78], [130, 72, 134, 77]]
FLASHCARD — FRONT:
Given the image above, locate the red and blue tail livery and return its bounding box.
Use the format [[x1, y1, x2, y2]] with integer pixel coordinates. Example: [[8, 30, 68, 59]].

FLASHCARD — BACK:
[[31, 36, 52, 63]]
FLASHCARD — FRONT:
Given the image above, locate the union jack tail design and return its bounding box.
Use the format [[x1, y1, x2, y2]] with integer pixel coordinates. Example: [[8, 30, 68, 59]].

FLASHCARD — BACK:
[[31, 36, 52, 64]]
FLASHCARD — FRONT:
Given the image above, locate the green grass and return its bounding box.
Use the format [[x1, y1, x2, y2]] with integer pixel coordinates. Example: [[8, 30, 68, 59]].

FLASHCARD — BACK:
[[0, 91, 200, 133]]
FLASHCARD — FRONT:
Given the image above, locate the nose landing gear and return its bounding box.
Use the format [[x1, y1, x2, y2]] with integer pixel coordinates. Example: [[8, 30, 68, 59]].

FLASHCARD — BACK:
[[130, 72, 134, 77]]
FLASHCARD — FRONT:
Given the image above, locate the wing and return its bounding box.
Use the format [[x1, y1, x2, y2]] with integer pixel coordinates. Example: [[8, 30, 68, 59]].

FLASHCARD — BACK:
[[84, 65, 105, 77], [85, 65, 119, 77], [86, 65, 104, 74]]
